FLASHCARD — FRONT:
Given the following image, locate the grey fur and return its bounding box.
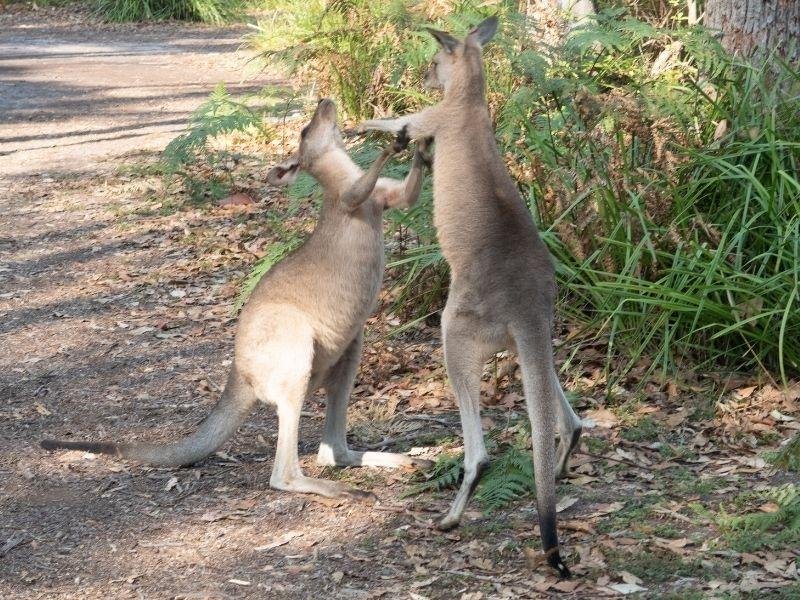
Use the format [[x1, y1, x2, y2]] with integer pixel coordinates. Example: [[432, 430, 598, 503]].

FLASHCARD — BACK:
[[42, 99, 432, 499], [357, 18, 582, 576]]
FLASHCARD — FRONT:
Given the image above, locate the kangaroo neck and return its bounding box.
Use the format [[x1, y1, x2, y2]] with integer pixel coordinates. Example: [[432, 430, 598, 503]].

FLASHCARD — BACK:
[[309, 149, 362, 195]]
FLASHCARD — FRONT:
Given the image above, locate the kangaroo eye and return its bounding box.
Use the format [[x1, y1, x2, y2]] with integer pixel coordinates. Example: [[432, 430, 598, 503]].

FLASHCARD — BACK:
[[301, 125, 309, 139]]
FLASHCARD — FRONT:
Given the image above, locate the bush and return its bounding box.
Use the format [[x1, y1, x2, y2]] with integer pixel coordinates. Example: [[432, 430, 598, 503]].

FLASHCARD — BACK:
[[94, 0, 243, 23], [245, 3, 800, 382]]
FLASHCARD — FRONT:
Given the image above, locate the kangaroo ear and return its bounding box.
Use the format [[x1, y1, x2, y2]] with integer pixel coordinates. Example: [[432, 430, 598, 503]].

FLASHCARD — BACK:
[[267, 155, 300, 187], [425, 27, 460, 53], [467, 16, 499, 48]]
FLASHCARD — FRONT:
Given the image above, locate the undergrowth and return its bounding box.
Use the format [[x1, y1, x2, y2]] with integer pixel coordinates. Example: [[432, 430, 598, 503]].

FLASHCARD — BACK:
[[404, 426, 538, 513], [160, 83, 300, 203], [93, 0, 243, 23], [245, 2, 800, 384], [714, 484, 800, 552]]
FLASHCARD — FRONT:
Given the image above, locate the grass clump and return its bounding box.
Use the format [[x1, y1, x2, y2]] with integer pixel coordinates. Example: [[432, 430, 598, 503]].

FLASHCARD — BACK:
[[621, 415, 663, 442], [93, 0, 243, 23], [606, 548, 706, 583]]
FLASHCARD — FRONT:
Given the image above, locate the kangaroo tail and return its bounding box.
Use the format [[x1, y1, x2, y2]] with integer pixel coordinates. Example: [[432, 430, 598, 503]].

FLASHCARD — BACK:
[[41, 367, 257, 468], [513, 324, 571, 579]]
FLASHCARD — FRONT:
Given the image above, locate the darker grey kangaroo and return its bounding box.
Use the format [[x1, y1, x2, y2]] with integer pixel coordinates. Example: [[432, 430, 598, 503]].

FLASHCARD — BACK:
[[42, 99, 432, 499], [357, 19, 582, 576]]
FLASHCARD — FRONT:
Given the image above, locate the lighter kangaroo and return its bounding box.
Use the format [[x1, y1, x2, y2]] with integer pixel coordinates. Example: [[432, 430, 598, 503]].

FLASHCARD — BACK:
[[357, 18, 582, 576], [42, 99, 432, 499]]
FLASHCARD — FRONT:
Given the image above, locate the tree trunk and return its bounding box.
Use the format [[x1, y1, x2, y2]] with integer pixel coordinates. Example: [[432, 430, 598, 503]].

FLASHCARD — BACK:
[[705, 0, 800, 63]]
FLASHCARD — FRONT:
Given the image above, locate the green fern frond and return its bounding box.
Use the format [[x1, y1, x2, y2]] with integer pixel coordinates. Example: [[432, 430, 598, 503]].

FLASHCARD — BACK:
[[474, 443, 536, 513], [400, 452, 463, 499], [162, 83, 267, 176], [402, 426, 538, 513], [766, 433, 800, 472], [717, 484, 800, 551]]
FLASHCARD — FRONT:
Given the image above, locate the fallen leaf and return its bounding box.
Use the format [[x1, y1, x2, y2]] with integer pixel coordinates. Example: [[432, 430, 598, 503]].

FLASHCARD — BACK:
[[591, 502, 624, 516], [759, 502, 781, 513], [33, 402, 51, 416], [735, 385, 757, 399], [255, 530, 303, 551], [522, 547, 548, 570], [556, 496, 579, 513], [713, 119, 728, 140], [409, 577, 439, 589], [553, 579, 580, 592], [218, 192, 255, 207], [561, 519, 595, 534], [584, 408, 619, 428], [769, 410, 795, 422], [609, 582, 647, 594], [331, 571, 344, 584], [620, 571, 643, 585], [665, 412, 686, 428]]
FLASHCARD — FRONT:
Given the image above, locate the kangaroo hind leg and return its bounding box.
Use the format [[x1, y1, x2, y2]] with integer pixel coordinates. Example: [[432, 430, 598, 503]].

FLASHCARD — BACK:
[[250, 326, 370, 500], [437, 308, 496, 531], [555, 376, 582, 479], [316, 333, 432, 470]]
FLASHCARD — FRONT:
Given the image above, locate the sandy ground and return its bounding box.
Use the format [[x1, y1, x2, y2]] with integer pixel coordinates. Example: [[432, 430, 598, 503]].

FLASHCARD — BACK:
[[0, 5, 272, 177]]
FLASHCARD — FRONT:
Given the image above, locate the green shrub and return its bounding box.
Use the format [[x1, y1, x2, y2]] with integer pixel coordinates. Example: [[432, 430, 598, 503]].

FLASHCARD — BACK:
[[249, 0, 506, 120], [160, 83, 304, 203], [93, 0, 243, 23], [247, 2, 800, 383]]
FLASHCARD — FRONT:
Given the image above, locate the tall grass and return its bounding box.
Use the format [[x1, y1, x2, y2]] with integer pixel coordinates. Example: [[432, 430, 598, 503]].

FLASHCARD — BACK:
[[242, 3, 800, 382], [94, 0, 243, 23]]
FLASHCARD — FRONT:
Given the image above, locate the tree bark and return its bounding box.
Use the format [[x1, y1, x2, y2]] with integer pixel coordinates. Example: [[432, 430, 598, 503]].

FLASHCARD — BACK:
[[705, 0, 800, 63]]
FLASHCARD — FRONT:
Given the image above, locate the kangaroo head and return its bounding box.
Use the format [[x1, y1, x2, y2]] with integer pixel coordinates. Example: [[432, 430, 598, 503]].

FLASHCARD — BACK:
[[423, 16, 498, 94], [267, 98, 346, 186]]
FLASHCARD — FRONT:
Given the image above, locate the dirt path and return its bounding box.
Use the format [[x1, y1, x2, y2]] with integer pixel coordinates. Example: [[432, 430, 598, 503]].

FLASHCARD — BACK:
[[0, 6, 273, 177]]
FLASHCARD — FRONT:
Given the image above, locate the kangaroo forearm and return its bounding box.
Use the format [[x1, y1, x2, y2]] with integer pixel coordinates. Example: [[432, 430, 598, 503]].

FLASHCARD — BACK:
[[398, 150, 426, 208], [340, 148, 394, 210], [358, 107, 439, 140]]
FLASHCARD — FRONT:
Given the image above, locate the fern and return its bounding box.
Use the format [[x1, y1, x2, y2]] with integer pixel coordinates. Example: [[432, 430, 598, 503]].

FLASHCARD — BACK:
[[401, 452, 463, 499], [717, 484, 800, 551], [402, 426, 538, 512], [474, 443, 536, 513], [161, 83, 267, 177], [766, 433, 800, 472]]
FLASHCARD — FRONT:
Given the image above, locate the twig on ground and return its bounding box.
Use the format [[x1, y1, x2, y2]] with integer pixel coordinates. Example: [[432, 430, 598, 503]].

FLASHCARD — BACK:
[[576, 450, 644, 470], [362, 431, 434, 450]]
